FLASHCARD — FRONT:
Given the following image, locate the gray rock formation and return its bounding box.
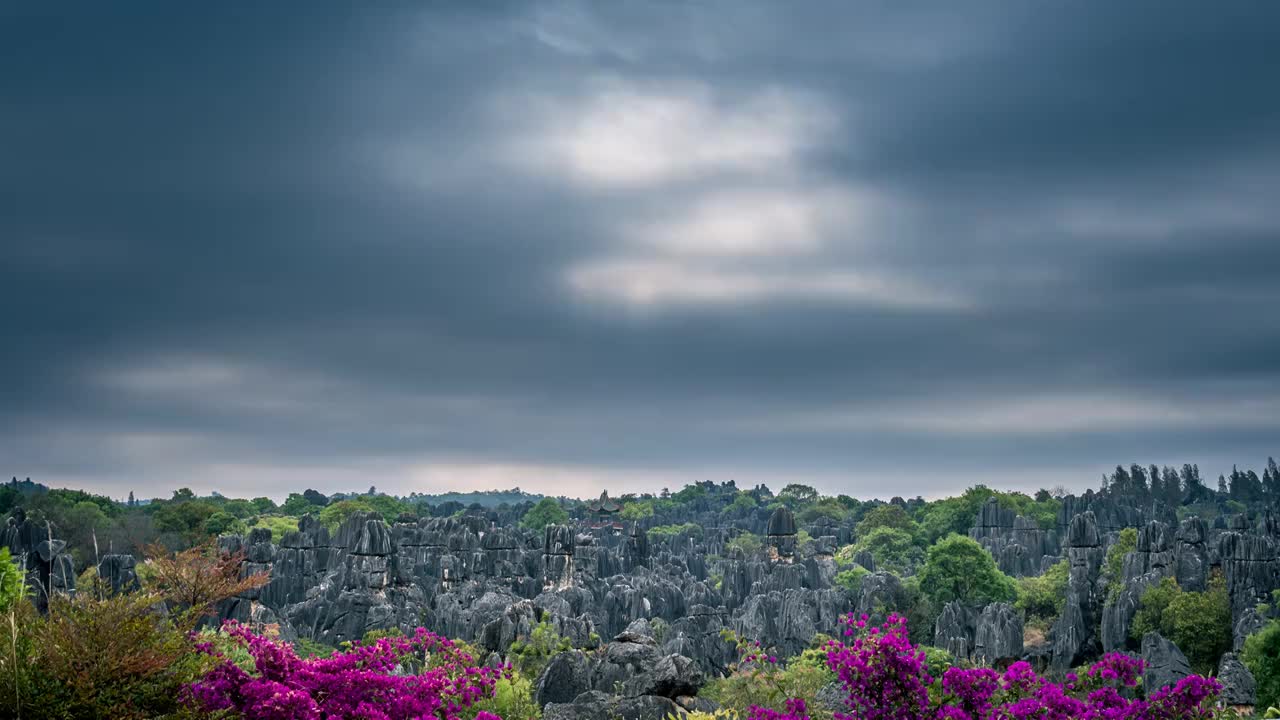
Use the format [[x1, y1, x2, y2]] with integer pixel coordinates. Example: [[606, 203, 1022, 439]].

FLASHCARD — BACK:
[[1141, 632, 1191, 692], [536, 651, 593, 707], [1051, 511, 1105, 669], [1217, 652, 1257, 707], [973, 602, 1023, 666], [2, 507, 77, 612], [97, 553, 141, 595]]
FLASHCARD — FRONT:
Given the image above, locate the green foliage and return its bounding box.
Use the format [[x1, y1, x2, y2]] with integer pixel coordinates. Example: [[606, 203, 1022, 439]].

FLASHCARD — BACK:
[[1131, 573, 1232, 674], [247, 514, 303, 541], [152, 498, 218, 538], [777, 484, 819, 507], [672, 484, 708, 504], [1016, 558, 1069, 624], [799, 498, 847, 524], [9, 591, 211, 719], [648, 523, 703, 538], [727, 492, 759, 514], [703, 632, 836, 720], [916, 486, 1059, 544], [280, 492, 316, 517], [919, 645, 957, 679], [0, 547, 25, 614], [294, 636, 337, 658], [250, 496, 278, 514], [507, 620, 572, 679], [917, 534, 1017, 607], [850, 526, 923, 574], [857, 504, 919, 539], [1244, 620, 1280, 712], [473, 672, 541, 720], [520, 497, 569, 531], [834, 564, 870, 595], [899, 575, 939, 644], [203, 510, 244, 536], [319, 498, 378, 530], [1104, 527, 1138, 601], [620, 500, 655, 520], [726, 532, 763, 556]]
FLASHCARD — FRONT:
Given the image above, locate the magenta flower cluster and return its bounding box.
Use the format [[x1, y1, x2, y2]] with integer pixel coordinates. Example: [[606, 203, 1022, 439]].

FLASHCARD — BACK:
[[747, 613, 1224, 720], [186, 621, 505, 720]]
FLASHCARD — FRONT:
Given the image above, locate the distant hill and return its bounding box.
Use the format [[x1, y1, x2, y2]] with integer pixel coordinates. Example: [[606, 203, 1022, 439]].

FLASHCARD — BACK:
[[400, 488, 544, 508]]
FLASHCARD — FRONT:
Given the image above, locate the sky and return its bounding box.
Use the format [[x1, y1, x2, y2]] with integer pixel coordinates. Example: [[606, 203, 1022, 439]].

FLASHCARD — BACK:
[[2, 2, 1279, 502]]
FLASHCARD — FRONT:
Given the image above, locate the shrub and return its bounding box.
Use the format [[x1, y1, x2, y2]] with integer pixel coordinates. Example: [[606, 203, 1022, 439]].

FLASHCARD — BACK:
[[1015, 558, 1069, 625], [0, 547, 24, 614], [248, 514, 304, 541], [727, 532, 763, 556], [704, 631, 837, 720], [19, 591, 210, 719], [833, 565, 870, 595], [144, 540, 270, 628], [507, 620, 572, 680], [620, 500, 654, 520], [750, 613, 1222, 720], [1104, 527, 1138, 601], [1131, 572, 1232, 674], [186, 622, 504, 719], [1246, 620, 1280, 713], [849, 526, 922, 574]]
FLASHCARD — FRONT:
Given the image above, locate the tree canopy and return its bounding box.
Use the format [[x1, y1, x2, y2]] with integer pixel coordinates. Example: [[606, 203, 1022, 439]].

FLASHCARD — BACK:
[[520, 498, 568, 531], [917, 534, 1017, 606]]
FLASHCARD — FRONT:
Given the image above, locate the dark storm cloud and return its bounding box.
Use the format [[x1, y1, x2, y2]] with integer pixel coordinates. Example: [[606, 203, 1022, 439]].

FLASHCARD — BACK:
[[2, 1, 1278, 500]]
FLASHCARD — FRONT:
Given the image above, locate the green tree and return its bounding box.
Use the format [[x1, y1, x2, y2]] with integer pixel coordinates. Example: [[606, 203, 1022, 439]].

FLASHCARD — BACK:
[[250, 496, 278, 514], [620, 500, 654, 520], [726, 492, 759, 514], [203, 511, 241, 536], [280, 493, 315, 517], [318, 499, 377, 531], [778, 484, 819, 507], [856, 504, 919, 540], [520, 497, 568, 531], [850, 526, 923, 574], [917, 534, 1017, 606], [799, 498, 847, 524], [671, 484, 708, 505], [1131, 573, 1231, 674], [1244, 619, 1280, 711], [1015, 559, 1069, 624]]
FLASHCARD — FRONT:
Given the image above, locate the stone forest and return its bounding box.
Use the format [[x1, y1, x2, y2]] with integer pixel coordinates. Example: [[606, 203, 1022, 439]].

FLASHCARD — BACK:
[[3, 462, 1280, 719]]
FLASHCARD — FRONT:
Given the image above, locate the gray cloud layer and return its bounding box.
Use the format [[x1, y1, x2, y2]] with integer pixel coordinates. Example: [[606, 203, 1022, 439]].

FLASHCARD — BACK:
[[2, 2, 1278, 500]]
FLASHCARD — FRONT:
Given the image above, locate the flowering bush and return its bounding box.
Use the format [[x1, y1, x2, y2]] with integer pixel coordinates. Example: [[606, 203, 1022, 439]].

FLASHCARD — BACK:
[[186, 621, 506, 720], [749, 613, 1223, 720], [705, 630, 836, 720]]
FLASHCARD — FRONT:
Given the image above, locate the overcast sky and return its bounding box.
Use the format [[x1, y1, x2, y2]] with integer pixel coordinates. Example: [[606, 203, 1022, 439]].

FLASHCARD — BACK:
[[2, 2, 1278, 502]]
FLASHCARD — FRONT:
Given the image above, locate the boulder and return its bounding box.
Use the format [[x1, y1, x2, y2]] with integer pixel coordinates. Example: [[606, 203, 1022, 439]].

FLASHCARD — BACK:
[[536, 651, 593, 707], [1217, 652, 1257, 707], [1141, 632, 1191, 692]]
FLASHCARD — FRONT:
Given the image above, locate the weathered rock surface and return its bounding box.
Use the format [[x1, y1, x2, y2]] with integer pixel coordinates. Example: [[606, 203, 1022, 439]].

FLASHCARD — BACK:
[[1141, 632, 1192, 692], [1217, 652, 1257, 707], [536, 651, 593, 707]]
